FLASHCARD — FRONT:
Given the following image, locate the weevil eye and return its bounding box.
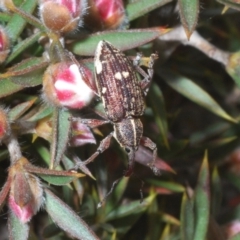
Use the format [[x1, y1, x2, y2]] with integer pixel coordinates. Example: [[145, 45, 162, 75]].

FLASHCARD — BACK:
[[125, 147, 131, 153]]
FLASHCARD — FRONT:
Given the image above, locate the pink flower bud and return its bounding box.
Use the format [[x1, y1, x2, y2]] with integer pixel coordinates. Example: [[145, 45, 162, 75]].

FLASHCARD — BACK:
[[42, 62, 95, 109], [8, 158, 43, 223], [86, 0, 126, 30], [0, 107, 10, 141], [0, 26, 10, 63], [71, 121, 96, 146], [39, 0, 87, 33]]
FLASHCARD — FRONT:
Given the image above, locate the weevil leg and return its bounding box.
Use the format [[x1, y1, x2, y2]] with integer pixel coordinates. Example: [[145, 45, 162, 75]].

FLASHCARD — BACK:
[[140, 136, 160, 175], [70, 117, 109, 128], [133, 53, 158, 95], [83, 133, 113, 165], [124, 148, 135, 177]]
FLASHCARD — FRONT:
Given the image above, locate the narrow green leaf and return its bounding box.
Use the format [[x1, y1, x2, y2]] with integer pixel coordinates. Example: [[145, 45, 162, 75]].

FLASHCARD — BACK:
[[7, 58, 47, 87], [180, 191, 194, 240], [6, 0, 38, 42], [105, 194, 156, 221], [71, 28, 170, 56], [193, 151, 210, 240], [211, 167, 222, 216], [0, 79, 24, 99], [9, 98, 36, 121], [39, 175, 77, 185], [105, 177, 129, 214], [8, 211, 29, 240], [50, 109, 71, 168], [216, 0, 240, 11], [6, 31, 43, 64], [178, 0, 199, 39], [160, 69, 237, 123], [44, 189, 99, 240], [126, 0, 173, 21], [147, 179, 185, 193], [148, 83, 169, 148], [25, 105, 52, 122]]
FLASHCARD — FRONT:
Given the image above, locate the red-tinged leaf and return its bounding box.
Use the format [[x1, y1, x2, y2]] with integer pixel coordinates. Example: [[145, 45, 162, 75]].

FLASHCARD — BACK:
[[193, 151, 210, 240], [8, 98, 37, 121], [50, 109, 71, 169], [24, 163, 85, 186], [126, 0, 173, 21], [178, 0, 199, 39], [0, 57, 48, 87], [135, 146, 175, 173], [8, 211, 29, 240], [71, 121, 96, 147], [147, 180, 185, 193], [71, 28, 171, 56], [154, 187, 175, 194], [44, 189, 100, 240], [0, 176, 11, 207]]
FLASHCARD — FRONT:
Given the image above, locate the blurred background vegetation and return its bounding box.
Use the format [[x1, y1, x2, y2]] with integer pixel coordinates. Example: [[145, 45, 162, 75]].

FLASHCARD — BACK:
[[2, 0, 240, 239]]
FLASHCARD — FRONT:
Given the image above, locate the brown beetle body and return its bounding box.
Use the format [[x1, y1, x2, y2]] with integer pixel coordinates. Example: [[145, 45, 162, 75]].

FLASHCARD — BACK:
[[95, 41, 145, 122], [81, 41, 159, 176]]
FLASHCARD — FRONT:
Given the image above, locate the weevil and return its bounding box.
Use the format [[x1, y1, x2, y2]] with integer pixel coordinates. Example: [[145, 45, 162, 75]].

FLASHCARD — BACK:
[[80, 40, 159, 176]]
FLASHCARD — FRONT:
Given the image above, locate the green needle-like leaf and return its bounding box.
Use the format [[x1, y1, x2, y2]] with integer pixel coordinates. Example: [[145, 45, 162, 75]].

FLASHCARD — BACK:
[[180, 191, 194, 240], [6, 0, 38, 42], [126, 0, 173, 21], [71, 28, 170, 56], [50, 109, 71, 168], [178, 0, 199, 39], [160, 69, 237, 123], [44, 189, 99, 240], [193, 151, 210, 240]]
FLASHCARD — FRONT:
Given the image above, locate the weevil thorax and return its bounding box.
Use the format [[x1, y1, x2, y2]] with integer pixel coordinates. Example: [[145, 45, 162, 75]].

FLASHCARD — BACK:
[[94, 40, 145, 122], [113, 118, 143, 151]]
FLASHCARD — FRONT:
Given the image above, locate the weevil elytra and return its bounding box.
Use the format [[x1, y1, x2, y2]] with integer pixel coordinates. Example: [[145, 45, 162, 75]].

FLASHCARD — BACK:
[[80, 40, 160, 176]]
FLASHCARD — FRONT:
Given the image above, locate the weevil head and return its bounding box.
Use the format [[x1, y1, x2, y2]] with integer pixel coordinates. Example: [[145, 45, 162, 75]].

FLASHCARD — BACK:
[[113, 118, 143, 176]]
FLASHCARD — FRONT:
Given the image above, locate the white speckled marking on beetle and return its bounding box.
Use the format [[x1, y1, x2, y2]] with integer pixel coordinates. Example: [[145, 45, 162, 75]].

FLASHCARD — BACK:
[[95, 41, 104, 74], [122, 71, 129, 78], [114, 72, 122, 80], [102, 87, 107, 94]]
